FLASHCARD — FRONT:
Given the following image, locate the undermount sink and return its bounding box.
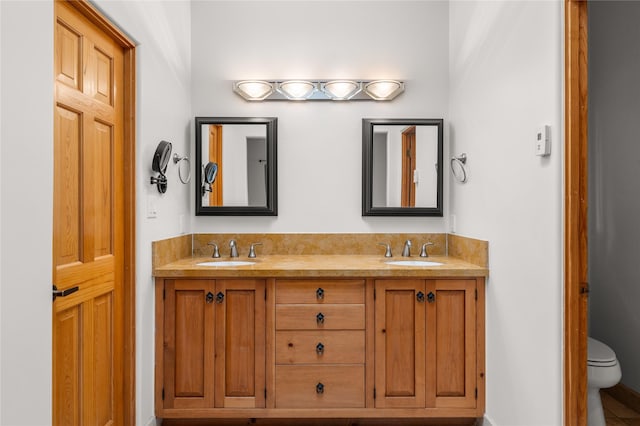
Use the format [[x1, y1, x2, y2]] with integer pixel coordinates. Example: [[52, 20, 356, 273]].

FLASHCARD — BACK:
[[197, 260, 256, 267], [385, 260, 443, 267]]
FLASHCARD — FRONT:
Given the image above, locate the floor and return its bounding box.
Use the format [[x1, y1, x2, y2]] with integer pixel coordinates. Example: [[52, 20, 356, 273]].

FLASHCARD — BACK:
[[603, 390, 640, 426]]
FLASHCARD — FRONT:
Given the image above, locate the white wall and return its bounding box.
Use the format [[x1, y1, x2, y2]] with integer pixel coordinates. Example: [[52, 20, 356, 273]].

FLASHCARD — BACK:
[[190, 0, 450, 233], [89, 2, 193, 424], [0, 1, 192, 425], [589, 1, 640, 394], [449, 2, 563, 425], [1, 2, 54, 425]]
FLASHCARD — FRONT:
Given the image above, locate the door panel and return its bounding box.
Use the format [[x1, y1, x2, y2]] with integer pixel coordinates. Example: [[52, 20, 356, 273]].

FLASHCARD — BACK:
[[374, 279, 426, 408], [426, 279, 477, 409], [215, 279, 266, 408], [53, 1, 125, 425], [163, 280, 215, 408]]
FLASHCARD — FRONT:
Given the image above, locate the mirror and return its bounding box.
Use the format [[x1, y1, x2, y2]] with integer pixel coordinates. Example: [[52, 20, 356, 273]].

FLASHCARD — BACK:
[[195, 117, 277, 215], [362, 118, 443, 216]]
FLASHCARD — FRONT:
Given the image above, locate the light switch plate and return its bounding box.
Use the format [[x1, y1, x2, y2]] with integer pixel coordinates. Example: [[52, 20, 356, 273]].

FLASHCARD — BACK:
[[535, 125, 551, 156]]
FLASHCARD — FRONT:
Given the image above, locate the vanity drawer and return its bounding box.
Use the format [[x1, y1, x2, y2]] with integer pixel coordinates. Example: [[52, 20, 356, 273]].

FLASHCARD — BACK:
[[276, 330, 365, 364], [276, 304, 365, 330], [275, 365, 365, 408], [276, 279, 365, 304]]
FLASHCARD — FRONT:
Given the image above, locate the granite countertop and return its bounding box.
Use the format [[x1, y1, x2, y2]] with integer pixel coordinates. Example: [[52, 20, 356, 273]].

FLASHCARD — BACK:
[[153, 254, 488, 278]]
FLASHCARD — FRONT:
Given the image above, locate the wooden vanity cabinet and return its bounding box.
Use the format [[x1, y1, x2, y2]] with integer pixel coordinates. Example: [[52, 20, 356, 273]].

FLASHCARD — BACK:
[[156, 278, 266, 414], [374, 279, 481, 410], [155, 275, 484, 420]]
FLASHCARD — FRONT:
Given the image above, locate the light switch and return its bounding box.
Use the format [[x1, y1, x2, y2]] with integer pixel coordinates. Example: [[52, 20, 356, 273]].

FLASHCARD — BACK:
[[535, 125, 551, 156]]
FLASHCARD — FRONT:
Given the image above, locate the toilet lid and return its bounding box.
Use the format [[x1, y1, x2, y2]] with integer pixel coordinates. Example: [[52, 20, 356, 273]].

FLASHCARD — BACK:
[[588, 337, 618, 366]]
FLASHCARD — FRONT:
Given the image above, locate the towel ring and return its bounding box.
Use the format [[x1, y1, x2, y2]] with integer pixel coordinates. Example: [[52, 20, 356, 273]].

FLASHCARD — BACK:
[[451, 153, 468, 183], [173, 153, 191, 184]]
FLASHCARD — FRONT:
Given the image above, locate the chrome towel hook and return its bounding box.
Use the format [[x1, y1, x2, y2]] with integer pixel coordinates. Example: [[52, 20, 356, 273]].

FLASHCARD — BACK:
[[173, 153, 191, 184], [451, 153, 468, 183]]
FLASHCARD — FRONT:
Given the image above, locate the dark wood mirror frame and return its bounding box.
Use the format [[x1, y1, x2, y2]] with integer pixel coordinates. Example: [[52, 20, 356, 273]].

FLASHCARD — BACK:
[[195, 117, 278, 216], [362, 118, 443, 217]]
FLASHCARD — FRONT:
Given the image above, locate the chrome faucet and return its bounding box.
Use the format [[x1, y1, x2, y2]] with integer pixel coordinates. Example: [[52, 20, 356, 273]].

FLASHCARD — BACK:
[[248, 243, 262, 258], [207, 241, 220, 258], [378, 242, 393, 258], [419, 242, 435, 257], [402, 240, 412, 257], [229, 239, 238, 258]]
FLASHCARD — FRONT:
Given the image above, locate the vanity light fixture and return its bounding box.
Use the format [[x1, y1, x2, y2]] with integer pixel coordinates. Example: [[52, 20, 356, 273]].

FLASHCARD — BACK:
[[276, 80, 317, 100], [232, 79, 404, 101], [363, 80, 404, 101], [321, 80, 362, 100], [233, 80, 274, 101]]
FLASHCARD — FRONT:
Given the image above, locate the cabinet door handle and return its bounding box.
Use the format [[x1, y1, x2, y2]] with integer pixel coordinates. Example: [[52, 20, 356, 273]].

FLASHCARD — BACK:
[[206, 292, 214, 303], [316, 287, 324, 300], [316, 342, 325, 355], [416, 291, 425, 303], [52, 285, 79, 302], [215, 291, 225, 303], [427, 292, 435, 303], [316, 382, 324, 394], [316, 312, 325, 325]]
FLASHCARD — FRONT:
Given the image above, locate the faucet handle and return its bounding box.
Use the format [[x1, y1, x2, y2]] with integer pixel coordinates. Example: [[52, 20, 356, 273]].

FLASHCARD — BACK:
[[377, 242, 393, 258], [207, 242, 220, 258], [419, 242, 435, 257], [248, 243, 263, 258]]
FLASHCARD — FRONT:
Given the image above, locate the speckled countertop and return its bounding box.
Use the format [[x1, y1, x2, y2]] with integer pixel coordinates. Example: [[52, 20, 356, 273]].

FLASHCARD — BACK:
[[152, 254, 488, 278]]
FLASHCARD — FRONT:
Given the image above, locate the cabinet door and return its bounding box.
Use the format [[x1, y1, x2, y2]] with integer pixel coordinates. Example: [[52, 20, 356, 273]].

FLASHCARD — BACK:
[[374, 279, 426, 408], [426, 279, 477, 409], [215, 279, 266, 408], [163, 279, 216, 409]]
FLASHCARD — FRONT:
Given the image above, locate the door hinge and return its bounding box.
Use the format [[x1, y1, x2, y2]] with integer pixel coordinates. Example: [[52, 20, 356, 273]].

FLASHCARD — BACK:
[[162, 388, 165, 400], [475, 388, 478, 399], [373, 388, 376, 399]]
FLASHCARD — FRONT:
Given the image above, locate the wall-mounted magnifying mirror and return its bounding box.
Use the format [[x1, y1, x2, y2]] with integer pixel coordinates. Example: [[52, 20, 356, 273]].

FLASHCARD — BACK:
[[195, 117, 277, 215], [362, 118, 443, 216], [150, 140, 172, 193]]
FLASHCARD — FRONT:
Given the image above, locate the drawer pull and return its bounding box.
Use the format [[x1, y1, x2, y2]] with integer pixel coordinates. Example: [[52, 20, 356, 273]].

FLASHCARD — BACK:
[[416, 291, 425, 303], [427, 291, 435, 303], [316, 382, 324, 394], [215, 291, 225, 303], [316, 312, 325, 325], [316, 287, 324, 300], [316, 342, 324, 355], [206, 292, 214, 303]]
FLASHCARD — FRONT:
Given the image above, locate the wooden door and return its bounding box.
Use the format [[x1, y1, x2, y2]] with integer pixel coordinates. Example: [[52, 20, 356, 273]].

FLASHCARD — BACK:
[[426, 279, 477, 409], [374, 279, 426, 408], [162, 280, 216, 409], [209, 124, 223, 205], [53, 1, 132, 424], [401, 126, 416, 207], [215, 279, 266, 408]]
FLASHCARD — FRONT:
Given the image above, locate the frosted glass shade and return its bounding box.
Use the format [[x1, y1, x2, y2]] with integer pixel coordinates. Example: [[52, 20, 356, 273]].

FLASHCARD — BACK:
[[363, 80, 404, 100], [321, 80, 362, 100], [277, 80, 317, 100], [233, 80, 274, 101]]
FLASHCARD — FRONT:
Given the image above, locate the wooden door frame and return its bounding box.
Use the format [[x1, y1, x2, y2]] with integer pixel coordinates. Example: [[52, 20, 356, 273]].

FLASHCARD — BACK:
[[59, 1, 136, 424], [565, 0, 588, 425]]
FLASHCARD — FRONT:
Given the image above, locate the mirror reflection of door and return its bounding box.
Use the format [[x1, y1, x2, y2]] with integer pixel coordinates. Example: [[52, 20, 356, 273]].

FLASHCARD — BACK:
[[247, 137, 267, 207], [401, 126, 416, 207], [208, 124, 223, 206]]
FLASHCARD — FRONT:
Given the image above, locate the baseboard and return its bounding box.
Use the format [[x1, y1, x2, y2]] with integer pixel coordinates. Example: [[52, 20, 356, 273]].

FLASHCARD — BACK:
[[603, 383, 640, 414], [478, 415, 495, 426]]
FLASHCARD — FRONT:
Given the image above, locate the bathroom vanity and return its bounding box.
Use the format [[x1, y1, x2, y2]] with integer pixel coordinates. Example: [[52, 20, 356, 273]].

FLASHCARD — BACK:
[[152, 234, 487, 422]]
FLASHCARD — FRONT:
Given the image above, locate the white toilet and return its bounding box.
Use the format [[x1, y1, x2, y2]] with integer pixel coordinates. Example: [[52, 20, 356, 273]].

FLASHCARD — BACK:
[[588, 337, 622, 426]]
